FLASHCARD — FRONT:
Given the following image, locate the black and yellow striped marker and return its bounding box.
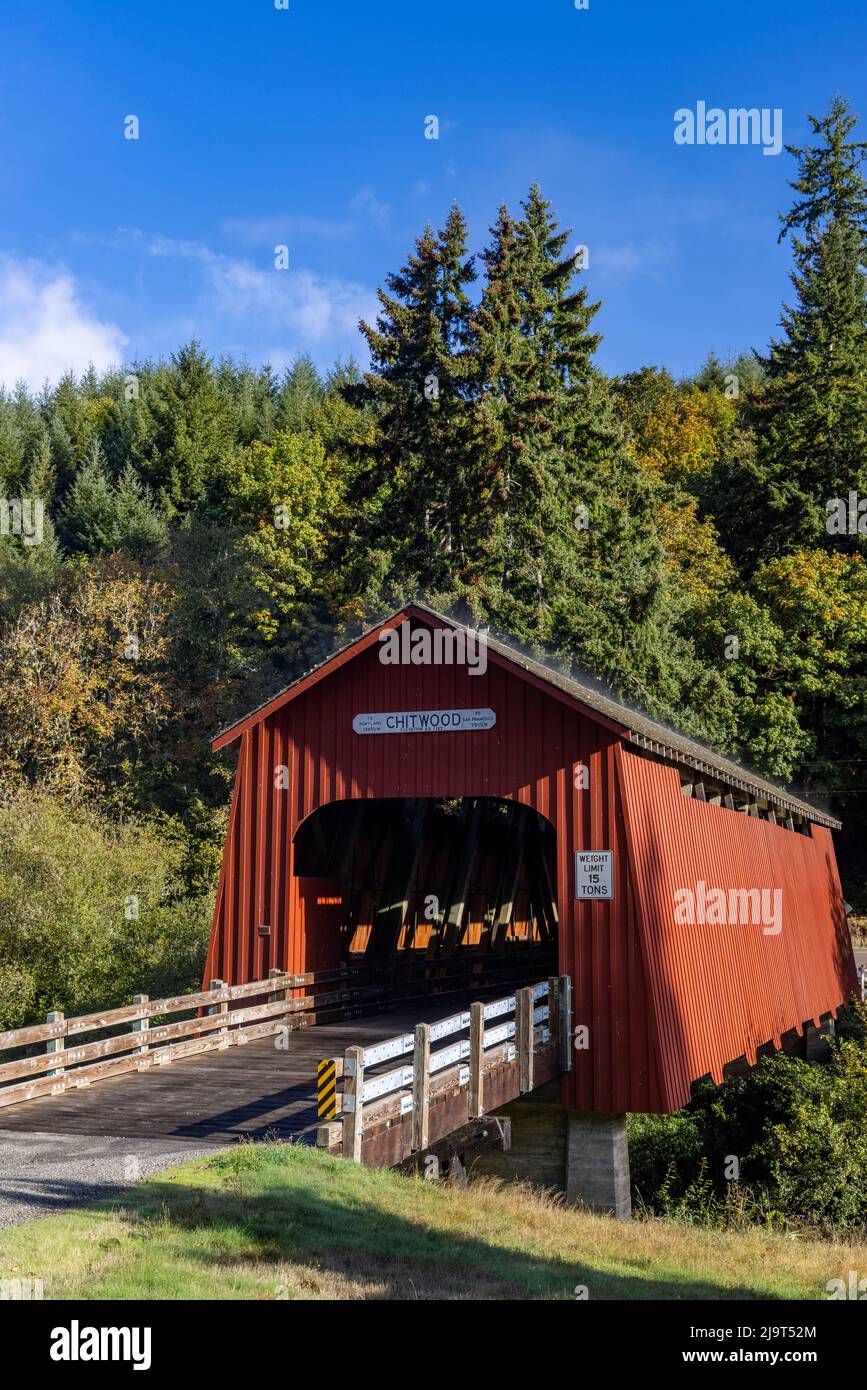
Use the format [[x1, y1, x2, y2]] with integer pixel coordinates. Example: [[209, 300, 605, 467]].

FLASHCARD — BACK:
[[317, 1058, 337, 1119]]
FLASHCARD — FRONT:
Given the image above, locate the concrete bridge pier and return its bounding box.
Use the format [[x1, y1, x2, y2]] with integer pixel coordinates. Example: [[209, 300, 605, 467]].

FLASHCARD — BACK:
[[565, 1110, 631, 1220], [472, 1082, 632, 1220]]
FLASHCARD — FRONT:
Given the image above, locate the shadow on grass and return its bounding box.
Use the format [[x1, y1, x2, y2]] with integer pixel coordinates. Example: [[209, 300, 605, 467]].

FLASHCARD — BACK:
[[88, 1154, 791, 1302], [0, 1178, 127, 1217]]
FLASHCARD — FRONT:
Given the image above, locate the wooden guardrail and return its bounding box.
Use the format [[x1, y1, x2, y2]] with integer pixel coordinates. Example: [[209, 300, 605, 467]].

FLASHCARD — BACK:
[[0, 970, 305, 1109], [0, 950, 557, 1112], [316, 975, 572, 1168]]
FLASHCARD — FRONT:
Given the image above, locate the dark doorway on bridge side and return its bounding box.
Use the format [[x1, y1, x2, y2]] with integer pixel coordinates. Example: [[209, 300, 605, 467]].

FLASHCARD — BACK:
[[293, 797, 558, 989]]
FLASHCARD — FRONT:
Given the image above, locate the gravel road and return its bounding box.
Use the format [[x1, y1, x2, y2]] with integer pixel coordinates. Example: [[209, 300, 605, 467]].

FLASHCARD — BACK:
[[0, 1130, 220, 1227]]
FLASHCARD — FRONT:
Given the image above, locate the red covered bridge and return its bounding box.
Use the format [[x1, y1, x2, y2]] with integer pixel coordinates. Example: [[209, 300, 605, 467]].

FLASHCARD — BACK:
[[0, 604, 856, 1211], [205, 602, 857, 1117]]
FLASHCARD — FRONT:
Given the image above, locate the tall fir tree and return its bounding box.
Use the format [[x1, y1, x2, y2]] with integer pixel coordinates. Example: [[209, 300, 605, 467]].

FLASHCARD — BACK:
[[58, 440, 166, 558], [275, 356, 324, 434], [130, 342, 235, 512], [352, 206, 476, 602], [749, 97, 867, 556], [471, 187, 699, 716]]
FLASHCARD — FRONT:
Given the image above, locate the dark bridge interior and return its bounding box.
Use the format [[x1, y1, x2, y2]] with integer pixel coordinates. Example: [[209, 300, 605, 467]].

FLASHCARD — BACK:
[[293, 796, 558, 983]]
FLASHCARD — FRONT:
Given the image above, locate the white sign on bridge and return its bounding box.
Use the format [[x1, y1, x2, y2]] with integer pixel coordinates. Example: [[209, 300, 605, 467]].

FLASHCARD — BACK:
[[352, 708, 496, 735], [575, 850, 614, 900]]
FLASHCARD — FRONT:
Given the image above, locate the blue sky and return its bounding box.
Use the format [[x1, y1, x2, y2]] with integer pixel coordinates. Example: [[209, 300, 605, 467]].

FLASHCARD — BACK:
[[1, 0, 865, 390]]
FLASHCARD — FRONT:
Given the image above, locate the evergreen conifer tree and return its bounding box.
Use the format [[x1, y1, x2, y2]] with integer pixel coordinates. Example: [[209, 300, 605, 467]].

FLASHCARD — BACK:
[[754, 97, 867, 552], [472, 187, 691, 710], [355, 206, 476, 600], [131, 342, 235, 511]]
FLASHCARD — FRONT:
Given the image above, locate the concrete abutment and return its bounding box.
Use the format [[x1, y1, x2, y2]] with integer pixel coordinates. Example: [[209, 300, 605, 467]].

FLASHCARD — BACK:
[[473, 1081, 632, 1220]]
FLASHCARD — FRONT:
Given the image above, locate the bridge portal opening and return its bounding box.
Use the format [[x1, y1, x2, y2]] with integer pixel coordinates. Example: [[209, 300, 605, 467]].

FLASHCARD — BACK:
[[292, 796, 558, 993]]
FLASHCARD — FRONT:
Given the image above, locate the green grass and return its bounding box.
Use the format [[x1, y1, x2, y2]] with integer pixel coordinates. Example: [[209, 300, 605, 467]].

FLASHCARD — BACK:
[[0, 1142, 861, 1300]]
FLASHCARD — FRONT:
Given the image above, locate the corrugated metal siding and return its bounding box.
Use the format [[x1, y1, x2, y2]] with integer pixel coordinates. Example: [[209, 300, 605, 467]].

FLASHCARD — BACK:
[[617, 747, 856, 1112], [203, 617, 855, 1116], [562, 726, 664, 1113]]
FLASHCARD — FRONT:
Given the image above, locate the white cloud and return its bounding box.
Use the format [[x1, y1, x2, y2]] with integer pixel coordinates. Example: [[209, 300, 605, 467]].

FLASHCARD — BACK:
[[592, 240, 674, 277], [222, 214, 356, 245], [0, 255, 127, 391], [122, 230, 377, 346], [223, 190, 392, 246], [348, 187, 391, 231], [209, 257, 376, 342]]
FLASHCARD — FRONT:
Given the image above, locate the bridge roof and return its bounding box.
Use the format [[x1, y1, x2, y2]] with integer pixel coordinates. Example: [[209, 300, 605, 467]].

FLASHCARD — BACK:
[[213, 602, 840, 830]]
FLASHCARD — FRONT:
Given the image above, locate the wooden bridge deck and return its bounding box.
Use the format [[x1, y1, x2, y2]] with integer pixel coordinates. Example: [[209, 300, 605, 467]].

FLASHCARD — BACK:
[[0, 998, 482, 1147]]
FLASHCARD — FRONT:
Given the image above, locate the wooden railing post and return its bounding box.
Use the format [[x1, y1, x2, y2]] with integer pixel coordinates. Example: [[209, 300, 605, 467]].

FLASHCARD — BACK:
[[132, 995, 149, 1059], [269, 968, 290, 1038], [45, 1012, 64, 1083], [209, 979, 228, 1048], [547, 976, 559, 1053], [269, 968, 288, 1002], [517, 987, 533, 1092], [516, 990, 523, 1068], [558, 975, 573, 1072], [469, 1002, 484, 1119], [412, 1022, 431, 1150], [343, 1044, 364, 1162]]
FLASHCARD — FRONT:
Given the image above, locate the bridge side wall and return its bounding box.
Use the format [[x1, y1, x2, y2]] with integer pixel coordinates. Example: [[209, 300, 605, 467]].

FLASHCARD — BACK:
[[616, 747, 857, 1111]]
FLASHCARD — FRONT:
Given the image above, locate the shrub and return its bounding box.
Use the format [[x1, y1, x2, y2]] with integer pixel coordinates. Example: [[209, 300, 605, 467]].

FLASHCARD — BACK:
[[629, 1012, 867, 1234], [0, 786, 213, 1030]]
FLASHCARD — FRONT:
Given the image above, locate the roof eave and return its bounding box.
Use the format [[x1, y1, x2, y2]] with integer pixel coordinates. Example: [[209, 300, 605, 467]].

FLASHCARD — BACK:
[[211, 602, 841, 831]]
